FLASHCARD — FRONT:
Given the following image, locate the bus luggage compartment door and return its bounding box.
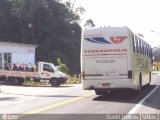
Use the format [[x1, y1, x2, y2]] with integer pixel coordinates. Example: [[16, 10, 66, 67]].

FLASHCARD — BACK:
[[84, 57, 128, 80]]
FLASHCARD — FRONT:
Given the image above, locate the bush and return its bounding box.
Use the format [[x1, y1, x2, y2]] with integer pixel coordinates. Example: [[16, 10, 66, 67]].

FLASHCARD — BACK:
[[24, 80, 49, 86], [56, 58, 70, 74], [67, 75, 81, 84]]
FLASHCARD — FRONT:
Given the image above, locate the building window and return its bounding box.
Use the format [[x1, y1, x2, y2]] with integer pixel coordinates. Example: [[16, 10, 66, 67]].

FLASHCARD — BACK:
[[0, 53, 2, 69], [4, 53, 12, 70]]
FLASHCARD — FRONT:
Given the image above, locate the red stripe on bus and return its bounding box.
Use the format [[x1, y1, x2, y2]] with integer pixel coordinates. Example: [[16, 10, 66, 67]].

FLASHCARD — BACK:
[[84, 54, 128, 56]]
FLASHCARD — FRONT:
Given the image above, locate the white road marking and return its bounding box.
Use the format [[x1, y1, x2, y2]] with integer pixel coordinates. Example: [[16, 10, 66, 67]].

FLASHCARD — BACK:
[[128, 85, 159, 114]]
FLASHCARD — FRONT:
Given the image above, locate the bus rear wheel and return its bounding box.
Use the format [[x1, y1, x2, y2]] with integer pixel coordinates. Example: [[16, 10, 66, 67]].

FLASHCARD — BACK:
[[95, 90, 103, 95], [149, 71, 151, 84], [95, 89, 109, 96]]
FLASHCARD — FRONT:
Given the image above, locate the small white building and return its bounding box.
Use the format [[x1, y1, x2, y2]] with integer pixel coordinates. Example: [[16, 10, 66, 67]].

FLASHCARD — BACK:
[[0, 42, 37, 69]]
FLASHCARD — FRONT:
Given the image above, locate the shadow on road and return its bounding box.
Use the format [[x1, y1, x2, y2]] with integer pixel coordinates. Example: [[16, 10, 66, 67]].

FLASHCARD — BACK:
[[0, 82, 75, 88], [92, 73, 160, 112], [93, 85, 155, 102], [36, 95, 80, 98], [22, 85, 75, 88], [0, 97, 18, 101], [1, 92, 80, 98], [93, 85, 160, 111]]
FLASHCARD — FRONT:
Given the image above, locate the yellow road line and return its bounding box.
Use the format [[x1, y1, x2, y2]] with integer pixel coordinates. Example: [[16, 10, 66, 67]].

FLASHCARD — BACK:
[[22, 91, 95, 115]]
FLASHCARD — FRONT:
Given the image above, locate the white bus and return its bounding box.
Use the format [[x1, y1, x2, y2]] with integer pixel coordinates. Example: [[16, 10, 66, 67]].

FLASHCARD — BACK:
[[81, 27, 152, 95]]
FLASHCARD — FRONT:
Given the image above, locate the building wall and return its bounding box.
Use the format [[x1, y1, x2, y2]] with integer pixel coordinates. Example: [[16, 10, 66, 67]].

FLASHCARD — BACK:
[[0, 43, 36, 69], [12, 53, 35, 64], [0, 44, 35, 54]]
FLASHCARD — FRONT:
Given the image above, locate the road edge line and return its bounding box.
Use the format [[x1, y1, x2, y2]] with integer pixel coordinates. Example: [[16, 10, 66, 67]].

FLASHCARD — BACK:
[[128, 85, 159, 114]]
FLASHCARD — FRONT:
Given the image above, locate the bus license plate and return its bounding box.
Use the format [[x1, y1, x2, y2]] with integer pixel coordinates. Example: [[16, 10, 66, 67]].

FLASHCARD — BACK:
[[101, 83, 110, 87]]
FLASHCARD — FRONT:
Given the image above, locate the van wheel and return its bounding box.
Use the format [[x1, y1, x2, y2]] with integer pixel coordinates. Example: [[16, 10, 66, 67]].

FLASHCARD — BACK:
[[50, 79, 60, 87], [11, 78, 23, 85]]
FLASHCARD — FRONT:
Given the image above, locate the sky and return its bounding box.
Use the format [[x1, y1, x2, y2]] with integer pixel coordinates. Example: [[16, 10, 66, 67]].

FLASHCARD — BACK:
[[75, 0, 160, 47]]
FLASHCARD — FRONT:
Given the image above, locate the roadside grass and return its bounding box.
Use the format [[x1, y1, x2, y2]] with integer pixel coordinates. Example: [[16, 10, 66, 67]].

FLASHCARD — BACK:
[[24, 80, 49, 86], [66, 75, 81, 84], [152, 71, 160, 74]]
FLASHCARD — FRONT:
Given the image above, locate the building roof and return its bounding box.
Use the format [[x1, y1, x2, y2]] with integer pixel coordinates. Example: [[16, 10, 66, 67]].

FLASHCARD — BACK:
[[0, 42, 38, 48]]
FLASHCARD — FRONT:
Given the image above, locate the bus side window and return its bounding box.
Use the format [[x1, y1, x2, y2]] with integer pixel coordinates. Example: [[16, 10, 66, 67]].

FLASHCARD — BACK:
[[140, 39, 143, 55], [150, 48, 153, 60], [142, 41, 145, 55], [133, 35, 136, 53], [135, 37, 139, 54], [145, 44, 147, 56], [146, 44, 149, 57], [144, 43, 146, 56], [146, 45, 149, 57], [141, 40, 143, 55], [149, 47, 152, 58], [148, 45, 150, 57], [142, 41, 145, 56], [137, 38, 141, 54]]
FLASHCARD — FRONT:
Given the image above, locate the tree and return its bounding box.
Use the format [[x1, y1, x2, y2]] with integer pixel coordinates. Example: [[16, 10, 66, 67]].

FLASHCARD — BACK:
[[0, 0, 17, 42], [152, 47, 160, 62], [75, 6, 85, 16], [57, 58, 70, 73], [0, 0, 82, 74], [84, 19, 95, 28]]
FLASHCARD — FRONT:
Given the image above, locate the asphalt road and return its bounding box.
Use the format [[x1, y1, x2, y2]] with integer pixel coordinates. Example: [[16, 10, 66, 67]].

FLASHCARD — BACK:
[[0, 73, 160, 120]]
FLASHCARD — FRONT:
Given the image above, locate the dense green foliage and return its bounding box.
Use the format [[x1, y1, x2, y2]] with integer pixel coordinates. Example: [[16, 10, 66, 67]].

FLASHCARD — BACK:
[[67, 75, 80, 84], [84, 19, 95, 29], [0, 0, 82, 74], [56, 58, 69, 73]]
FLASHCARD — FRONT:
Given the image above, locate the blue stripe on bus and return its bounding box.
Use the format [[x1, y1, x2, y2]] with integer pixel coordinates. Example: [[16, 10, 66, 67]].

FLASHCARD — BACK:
[[84, 37, 111, 44]]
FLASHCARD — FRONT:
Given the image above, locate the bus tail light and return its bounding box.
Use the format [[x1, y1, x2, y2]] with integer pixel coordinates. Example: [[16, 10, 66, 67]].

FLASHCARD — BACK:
[[81, 71, 85, 79], [128, 71, 132, 79]]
